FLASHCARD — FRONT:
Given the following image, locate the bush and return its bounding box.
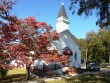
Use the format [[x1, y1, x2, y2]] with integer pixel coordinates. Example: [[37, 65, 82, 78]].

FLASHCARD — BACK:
[[0, 68, 8, 79]]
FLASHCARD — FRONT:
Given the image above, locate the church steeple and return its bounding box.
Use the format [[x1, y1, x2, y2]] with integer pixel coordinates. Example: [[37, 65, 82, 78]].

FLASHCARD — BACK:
[[57, 2, 68, 19], [56, 2, 69, 33]]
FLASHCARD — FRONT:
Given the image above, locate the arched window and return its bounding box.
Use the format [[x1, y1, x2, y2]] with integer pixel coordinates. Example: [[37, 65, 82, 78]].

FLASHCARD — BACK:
[[62, 47, 73, 55]]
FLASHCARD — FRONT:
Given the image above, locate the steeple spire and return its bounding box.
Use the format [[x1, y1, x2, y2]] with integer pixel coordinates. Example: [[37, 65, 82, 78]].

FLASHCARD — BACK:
[[56, 2, 69, 33], [57, 2, 68, 19]]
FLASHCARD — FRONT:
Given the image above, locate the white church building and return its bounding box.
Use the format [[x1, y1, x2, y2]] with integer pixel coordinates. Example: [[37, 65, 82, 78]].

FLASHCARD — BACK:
[[51, 3, 81, 68]]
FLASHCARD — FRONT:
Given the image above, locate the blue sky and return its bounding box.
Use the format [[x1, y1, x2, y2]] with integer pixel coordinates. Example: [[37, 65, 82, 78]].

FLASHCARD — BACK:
[[12, 0, 99, 39]]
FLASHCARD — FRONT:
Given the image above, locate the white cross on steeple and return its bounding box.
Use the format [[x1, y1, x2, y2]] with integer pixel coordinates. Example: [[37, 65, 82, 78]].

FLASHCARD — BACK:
[[62, 2, 64, 5]]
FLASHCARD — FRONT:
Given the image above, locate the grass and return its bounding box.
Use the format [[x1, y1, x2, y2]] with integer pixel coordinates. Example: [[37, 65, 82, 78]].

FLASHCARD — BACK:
[[47, 79, 64, 83], [0, 68, 110, 83], [0, 68, 27, 83], [7, 68, 26, 75], [46, 72, 110, 83]]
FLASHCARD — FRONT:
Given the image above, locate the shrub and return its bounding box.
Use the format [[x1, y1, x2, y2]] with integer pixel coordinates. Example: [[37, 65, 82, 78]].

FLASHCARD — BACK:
[[0, 68, 8, 79]]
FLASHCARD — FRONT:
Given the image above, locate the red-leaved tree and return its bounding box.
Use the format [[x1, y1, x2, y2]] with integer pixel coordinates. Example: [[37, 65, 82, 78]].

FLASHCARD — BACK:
[[0, 0, 59, 79], [0, 0, 22, 78], [15, 16, 59, 79], [0, 0, 69, 80], [0, 0, 20, 69]]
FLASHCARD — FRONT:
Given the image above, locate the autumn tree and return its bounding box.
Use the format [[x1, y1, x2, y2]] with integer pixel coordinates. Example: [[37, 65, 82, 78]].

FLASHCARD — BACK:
[[0, 0, 71, 80], [0, 0, 21, 78], [0, 0, 60, 79], [0, 0, 19, 69], [70, 0, 110, 28], [16, 16, 60, 79], [40, 53, 69, 69]]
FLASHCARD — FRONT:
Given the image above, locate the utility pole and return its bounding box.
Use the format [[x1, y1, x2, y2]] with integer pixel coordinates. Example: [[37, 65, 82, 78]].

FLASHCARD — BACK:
[[109, 52, 110, 63], [108, 48, 110, 63], [86, 37, 89, 70], [86, 49, 88, 70], [108, 47, 110, 63]]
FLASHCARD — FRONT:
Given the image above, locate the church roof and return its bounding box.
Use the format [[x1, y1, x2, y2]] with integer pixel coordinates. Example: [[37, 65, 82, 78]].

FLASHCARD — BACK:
[[57, 3, 68, 19], [60, 30, 81, 49]]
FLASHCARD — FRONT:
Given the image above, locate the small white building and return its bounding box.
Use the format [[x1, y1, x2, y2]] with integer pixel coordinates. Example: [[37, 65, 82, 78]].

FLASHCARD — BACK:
[[51, 3, 81, 68]]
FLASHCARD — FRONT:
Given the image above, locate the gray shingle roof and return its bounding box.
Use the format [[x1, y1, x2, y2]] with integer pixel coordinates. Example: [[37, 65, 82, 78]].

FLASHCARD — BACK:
[[57, 4, 68, 19]]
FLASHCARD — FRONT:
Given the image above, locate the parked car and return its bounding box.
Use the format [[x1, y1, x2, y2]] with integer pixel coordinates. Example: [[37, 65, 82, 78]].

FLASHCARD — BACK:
[[101, 63, 110, 68], [106, 63, 110, 68], [101, 63, 107, 68], [88, 63, 100, 71]]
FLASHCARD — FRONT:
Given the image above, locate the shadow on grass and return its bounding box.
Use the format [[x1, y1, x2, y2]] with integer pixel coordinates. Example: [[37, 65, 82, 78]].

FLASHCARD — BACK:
[[0, 74, 26, 83], [63, 73, 110, 83]]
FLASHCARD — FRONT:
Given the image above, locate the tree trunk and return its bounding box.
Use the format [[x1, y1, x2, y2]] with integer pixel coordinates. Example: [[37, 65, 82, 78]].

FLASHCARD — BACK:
[[26, 64, 31, 80], [55, 62, 56, 70]]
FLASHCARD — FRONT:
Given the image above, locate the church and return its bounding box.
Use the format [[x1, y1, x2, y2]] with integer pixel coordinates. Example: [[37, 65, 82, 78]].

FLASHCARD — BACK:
[[51, 3, 81, 68]]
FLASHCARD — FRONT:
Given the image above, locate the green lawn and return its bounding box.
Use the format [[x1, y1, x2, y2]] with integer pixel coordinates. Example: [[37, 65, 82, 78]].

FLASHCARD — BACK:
[[0, 68, 27, 83], [46, 72, 110, 83], [47, 79, 64, 83], [0, 68, 110, 83], [7, 68, 26, 75]]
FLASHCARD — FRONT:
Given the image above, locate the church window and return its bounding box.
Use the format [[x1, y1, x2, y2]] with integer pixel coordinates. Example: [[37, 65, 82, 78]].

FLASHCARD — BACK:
[[64, 35, 67, 39], [75, 52, 77, 61], [59, 38, 66, 48]]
